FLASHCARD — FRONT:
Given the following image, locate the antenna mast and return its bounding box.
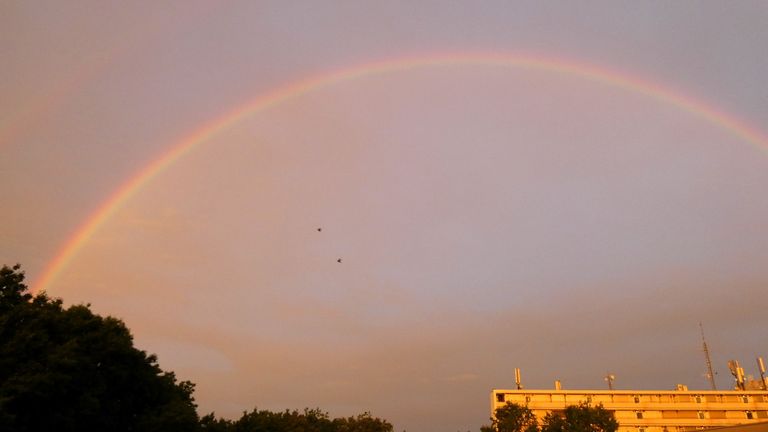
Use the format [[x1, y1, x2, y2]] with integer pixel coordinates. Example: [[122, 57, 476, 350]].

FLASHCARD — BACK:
[[728, 360, 746, 390], [757, 357, 767, 391], [700, 322, 717, 390]]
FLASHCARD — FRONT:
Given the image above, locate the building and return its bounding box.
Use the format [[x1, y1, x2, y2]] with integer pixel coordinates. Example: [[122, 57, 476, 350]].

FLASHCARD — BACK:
[[490, 387, 768, 432], [708, 422, 768, 432]]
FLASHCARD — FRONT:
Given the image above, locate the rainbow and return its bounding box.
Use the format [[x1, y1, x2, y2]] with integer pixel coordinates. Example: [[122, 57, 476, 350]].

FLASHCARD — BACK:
[[31, 52, 768, 294]]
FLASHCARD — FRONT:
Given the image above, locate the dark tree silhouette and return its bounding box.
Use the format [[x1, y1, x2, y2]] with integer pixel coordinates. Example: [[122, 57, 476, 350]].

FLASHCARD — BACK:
[[2, 264, 395, 432], [0, 264, 199, 432], [541, 403, 618, 432], [201, 407, 393, 432], [482, 402, 539, 432]]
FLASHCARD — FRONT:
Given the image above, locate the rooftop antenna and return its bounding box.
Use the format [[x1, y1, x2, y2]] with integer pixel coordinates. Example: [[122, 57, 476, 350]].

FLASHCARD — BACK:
[[515, 368, 523, 390], [728, 360, 746, 391], [757, 357, 767, 391], [700, 322, 717, 390], [605, 373, 616, 390]]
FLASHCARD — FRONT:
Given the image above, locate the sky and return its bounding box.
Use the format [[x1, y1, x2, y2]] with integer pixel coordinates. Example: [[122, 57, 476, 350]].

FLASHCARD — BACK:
[[2, 1, 768, 431]]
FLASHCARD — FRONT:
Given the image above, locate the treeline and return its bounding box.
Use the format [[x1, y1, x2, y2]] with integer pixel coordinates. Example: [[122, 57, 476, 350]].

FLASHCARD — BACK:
[[200, 409, 392, 432], [2, 263, 618, 432], [482, 402, 618, 432], [0, 264, 391, 432]]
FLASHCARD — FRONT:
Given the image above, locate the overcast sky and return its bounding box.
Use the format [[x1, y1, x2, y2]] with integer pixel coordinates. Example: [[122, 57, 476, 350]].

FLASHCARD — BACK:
[[2, 2, 768, 431]]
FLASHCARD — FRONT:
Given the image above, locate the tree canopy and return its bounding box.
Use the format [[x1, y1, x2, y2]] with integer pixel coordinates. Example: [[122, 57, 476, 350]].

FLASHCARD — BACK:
[[541, 403, 619, 432], [0, 264, 394, 432], [482, 401, 618, 432], [483, 402, 539, 432], [0, 264, 199, 431], [200, 408, 393, 432]]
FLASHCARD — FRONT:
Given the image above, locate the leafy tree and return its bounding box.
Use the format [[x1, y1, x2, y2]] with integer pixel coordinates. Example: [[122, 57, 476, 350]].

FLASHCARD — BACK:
[[483, 402, 539, 432], [200, 413, 235, 432], [0, 264, 31, 309], [541, 403, 618, 432], [200, 407, 393, 432], [231, 407, 335, 432], [332, 411, 394, 432], [1, 264, 397, 432], [0, 264, 199, 432]]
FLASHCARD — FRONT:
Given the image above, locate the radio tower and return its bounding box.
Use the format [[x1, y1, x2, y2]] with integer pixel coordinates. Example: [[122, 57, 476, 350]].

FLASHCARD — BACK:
[[700, 322, 717, 390]]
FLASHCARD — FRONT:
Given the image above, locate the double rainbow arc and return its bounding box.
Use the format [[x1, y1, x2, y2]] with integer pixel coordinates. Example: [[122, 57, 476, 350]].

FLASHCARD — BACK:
[[32, 52, 768, 294]]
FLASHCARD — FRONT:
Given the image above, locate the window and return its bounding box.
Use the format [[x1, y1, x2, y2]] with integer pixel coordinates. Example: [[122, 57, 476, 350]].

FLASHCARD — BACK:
[[496, 394, 505, 403], [698, 412, 705, 419], [638, 428, 645, 432], [525, 396, 531, 403], [695, 395, 702, 403], [742, 396, 749, 403], [636, 412, 644, 419], [746, 411, 754, 420], [634, 396, 641, 403]]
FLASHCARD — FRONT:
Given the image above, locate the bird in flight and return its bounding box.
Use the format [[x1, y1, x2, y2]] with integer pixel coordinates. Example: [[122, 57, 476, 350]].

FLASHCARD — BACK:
[[316, 227, 339, 262]]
